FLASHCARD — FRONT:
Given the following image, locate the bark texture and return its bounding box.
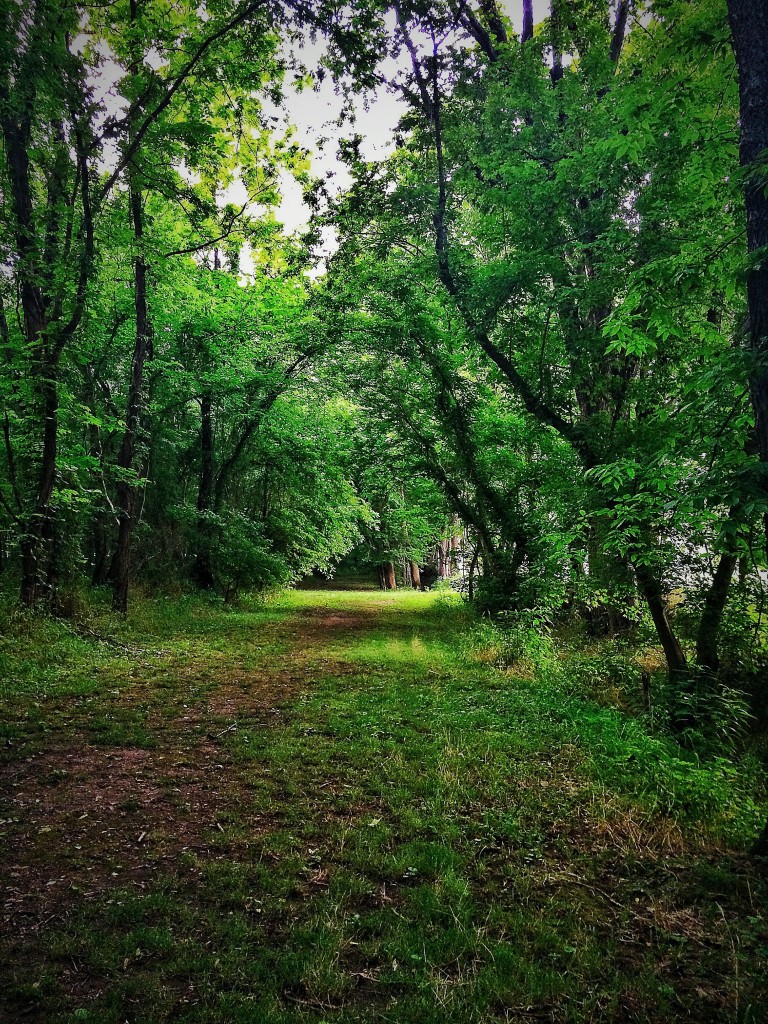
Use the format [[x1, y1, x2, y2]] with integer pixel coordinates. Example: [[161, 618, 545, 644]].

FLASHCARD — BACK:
[[727, 0, 768, 855], [112, 183, 153, 613], [383, 562, 397, 590], [633, 562, 687, 680], [410, 561, 422, 589], [728, 1, 768, 556], [695, 552, 738, 674], [193, 391, 216, 589]]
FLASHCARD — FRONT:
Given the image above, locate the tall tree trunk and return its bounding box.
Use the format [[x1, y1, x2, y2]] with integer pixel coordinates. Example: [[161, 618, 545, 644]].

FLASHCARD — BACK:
[[633, 561, 688, 680], [410, 561, 422, 589], [450, 533, 460, 573], [2, 21, 94, 606], [728, 1, 768, 560], [520, 0, 533, 43], [727, 1, 768, 854], [437, 539, 450, 578], [754, 818, 768, 858], [1, 108, 60, 607], [467, 545, 480, 602], [384, 561, 397, 590], [193, 391, 215, 589], [17, 318, 63, 605], [20, 362, 59, 606], [112, 183, 152, 613], [91, 512, 110, 586]]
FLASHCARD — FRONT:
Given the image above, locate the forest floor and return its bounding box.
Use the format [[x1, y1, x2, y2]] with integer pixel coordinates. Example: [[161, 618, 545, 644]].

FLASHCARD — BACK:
[[1, 588, 767, 1024]]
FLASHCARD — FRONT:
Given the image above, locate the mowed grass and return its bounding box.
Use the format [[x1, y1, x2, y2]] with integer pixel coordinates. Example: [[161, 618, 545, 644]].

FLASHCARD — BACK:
[[0, 588, 766, 1024]]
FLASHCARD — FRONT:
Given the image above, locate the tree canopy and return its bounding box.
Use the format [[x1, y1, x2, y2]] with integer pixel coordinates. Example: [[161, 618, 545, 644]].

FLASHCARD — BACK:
[[1, 0, 766, 748]]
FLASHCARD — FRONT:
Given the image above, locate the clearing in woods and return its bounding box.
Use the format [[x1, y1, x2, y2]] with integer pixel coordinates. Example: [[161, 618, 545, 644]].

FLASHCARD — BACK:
[[0, 588, 766, 1023]]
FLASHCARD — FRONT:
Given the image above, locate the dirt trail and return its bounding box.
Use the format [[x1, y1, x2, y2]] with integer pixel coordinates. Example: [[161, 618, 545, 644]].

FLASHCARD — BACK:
[[2, 594, 767, 1024], [0, 599, 374, 941]]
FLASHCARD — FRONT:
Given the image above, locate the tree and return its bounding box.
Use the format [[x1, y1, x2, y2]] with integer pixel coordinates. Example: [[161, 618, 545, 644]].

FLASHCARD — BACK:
[[726, 0, 768, 855], [316, 0, 761, 686], [0, 0, 96, 606]]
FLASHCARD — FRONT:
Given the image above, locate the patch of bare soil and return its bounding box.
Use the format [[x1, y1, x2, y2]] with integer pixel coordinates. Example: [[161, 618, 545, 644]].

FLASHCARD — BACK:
[[296, 605, 378, 637], [1, 738, 256, 938]]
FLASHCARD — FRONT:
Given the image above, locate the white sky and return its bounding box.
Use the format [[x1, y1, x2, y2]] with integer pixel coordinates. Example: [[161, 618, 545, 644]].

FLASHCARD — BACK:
[[247, 1, 552, 237]]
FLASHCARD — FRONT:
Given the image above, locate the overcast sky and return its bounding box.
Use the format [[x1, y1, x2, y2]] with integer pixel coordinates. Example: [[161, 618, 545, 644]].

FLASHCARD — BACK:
[[253, 0, 553, 235]]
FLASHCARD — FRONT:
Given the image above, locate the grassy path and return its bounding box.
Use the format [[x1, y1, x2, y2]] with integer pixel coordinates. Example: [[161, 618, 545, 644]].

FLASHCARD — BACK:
[[1, 589, 766, 1023]]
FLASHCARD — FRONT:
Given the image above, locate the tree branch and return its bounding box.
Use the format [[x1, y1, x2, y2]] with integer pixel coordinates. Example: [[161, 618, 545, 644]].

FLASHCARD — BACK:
[[54, 120, 95, 355], [609, 0, 629, 64], [425, 41, 593, 460], [161, 190, 263, 258], [98, 0, 268, 201], [455, 1, 499, 62], [481, 0, 508, 43], [394, 3, 435, 117], [213, 351, 314, 509]]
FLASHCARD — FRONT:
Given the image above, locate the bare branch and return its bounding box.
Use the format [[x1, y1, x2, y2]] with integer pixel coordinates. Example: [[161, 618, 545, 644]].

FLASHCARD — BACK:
[[455, 1, 499, 62], [394, 3, 434, 117], [161, 189, 266, 258]]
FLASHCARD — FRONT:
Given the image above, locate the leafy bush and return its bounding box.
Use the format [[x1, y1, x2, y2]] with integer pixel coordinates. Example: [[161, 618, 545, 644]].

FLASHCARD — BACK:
[[193, 510, 291, 599], [465, 609, 557, 675]]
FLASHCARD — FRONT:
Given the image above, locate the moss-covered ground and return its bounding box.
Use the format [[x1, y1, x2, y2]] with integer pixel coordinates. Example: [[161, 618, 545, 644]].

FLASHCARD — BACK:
[[1, 588, 766, 1023]]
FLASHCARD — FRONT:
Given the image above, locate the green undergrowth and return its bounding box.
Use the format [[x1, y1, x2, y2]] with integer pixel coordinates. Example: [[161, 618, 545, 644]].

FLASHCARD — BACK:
[[0, 588, 766, 1024]]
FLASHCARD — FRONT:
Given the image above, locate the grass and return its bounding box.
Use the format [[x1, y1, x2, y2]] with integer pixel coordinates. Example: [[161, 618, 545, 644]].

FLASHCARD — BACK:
[[0, 587, 766, 1023]]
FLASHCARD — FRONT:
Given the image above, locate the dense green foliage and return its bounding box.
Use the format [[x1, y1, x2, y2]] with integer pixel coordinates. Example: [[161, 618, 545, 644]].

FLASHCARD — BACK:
[[320, 0, 765, 680], [4, 0, 763, 636], [2, 1, 768, 1012]]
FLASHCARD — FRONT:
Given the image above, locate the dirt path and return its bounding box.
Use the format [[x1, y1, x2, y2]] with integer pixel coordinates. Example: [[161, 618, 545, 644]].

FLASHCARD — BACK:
[[0, 600, 374, 946], [1, 590, 766, 1024]]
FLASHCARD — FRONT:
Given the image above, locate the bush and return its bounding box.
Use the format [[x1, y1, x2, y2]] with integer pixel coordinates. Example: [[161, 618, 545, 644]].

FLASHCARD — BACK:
[[465, 609, 556, 675], [195, 510, 291, 600]]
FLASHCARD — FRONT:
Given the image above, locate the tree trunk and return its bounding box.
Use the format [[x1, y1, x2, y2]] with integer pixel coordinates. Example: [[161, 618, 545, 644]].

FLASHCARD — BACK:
[[728, 0, 768, 560], [410, 561, 422, 589], [754, 817, 768, 857], [193, 391, 215, 589], [520, 0, 533, 43], [467, 546, 480, 602], [726, 0, 768, 854], [4, 116, 60, 606], [437, 539, 451, 578], [91, 512, 110, 586], [20, 357, 59, 607], [450, 533, 460, 572], [633, 561, 688, 680], [2, 29, 93, 606], [112, 183, 152, 613], [384, 561, 397, 590], [696, 551, 739, 674]]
